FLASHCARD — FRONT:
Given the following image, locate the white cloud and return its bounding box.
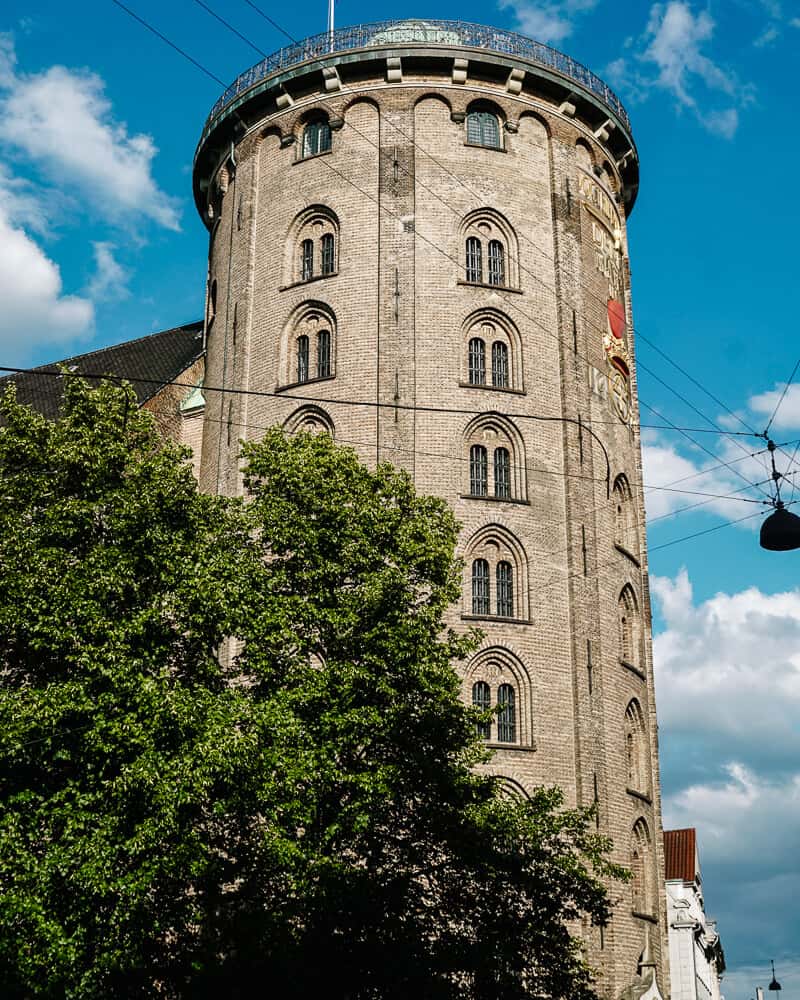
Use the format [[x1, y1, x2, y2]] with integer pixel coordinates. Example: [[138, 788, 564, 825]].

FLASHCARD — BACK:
[[497, 0, 599, 43], [652, 570, 800, 763], [749, 383, 800, 432], [87, 242, 130, 302], [0, 200, 94, 362], [754, 23, 781, 46], [0, 34, 180, 231], [607, 3, 748, 137]]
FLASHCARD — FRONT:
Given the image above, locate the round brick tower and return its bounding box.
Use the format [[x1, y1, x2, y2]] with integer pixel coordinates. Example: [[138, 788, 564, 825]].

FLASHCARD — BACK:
[[193, 20, 667, 999]]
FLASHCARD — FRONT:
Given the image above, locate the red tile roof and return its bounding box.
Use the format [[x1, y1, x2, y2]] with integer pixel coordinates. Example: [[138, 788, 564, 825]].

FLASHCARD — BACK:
[[664, 827, 697, 882]]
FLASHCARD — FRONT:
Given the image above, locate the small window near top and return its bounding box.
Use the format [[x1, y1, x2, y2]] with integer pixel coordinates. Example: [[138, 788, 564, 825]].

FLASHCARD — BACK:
[[301, 239, 314, 281], [466, 110, 502, 150], [297, 334, 310, 383], [317, 329, 331, 379], [321, 233, 335, 275], [302, 120, 332, 159]]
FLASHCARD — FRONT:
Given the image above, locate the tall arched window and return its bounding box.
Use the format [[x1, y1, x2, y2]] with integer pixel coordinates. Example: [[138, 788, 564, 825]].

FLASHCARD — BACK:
[[317, 329, 331, 379], [613, 474, 637, 556], [470, 445, 488, 497], [302, 120, 332, 159], [631, 819, 653, 916], [618, 586, 640, 668], [491, 341, 509, 388], [466, 236, 483, 283], [321, 233, 335, 275], [472, 681, 491, 739], [496, 561, 514, 617], [494, 448, 511, 500], [488, 240, 505, 285], [497, 684, 516, 742], [466, 110, 501, 149], [625, 700, 649, 795], [301, 239, 314, 281], [296, 335, 310, 383], [468, 338, 486, 385], [472, 559, 490, 615]]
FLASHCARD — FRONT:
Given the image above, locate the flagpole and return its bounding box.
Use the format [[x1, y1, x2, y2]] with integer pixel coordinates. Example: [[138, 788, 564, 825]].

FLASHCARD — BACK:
[[328, 0, 334, 51]]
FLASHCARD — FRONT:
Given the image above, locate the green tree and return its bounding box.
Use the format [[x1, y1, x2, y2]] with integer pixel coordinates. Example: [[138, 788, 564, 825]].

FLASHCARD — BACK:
[[0, 382, 624, 999]]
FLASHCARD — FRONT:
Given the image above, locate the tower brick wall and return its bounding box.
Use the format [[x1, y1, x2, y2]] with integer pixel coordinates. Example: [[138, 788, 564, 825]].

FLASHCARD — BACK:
[[193, 23, 668, 998]]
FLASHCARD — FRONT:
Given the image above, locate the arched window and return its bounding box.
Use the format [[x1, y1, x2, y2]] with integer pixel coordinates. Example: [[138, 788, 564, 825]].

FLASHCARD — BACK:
[[472, 681, 491, 739], [317, 329, 331, 379], [631, 819, 653, 916], [625, 700, 649, 795], [613, 474, 637, 556], [497, 684, 516, 742], [494, 447, 511, 500], [207, 279, 217, 333], [287, 206, 340, 286], [468, 338, 486, 385], [491, 341, 509, 388], [488, 240, 505, 285], [470, 445, 488, 497], [472, 559, 490, 615], [496, 561, 514, 617], [301, 239, 314, 281], [321, 233, 335, 275], [302, 120, 332, 159], [618, 586, 640, 669], [466, 110, 501, 149], [296, 334, 310, 383], [466, 236, 483, 283]]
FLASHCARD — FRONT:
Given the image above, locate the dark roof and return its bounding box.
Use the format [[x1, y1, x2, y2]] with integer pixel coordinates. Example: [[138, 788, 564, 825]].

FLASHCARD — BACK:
[[664, 828, 698, 883], [0, 322, 204, 421]]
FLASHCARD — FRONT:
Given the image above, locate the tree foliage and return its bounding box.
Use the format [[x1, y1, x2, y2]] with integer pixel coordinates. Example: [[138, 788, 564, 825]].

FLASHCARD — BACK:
[[0, 381, 624, 999]]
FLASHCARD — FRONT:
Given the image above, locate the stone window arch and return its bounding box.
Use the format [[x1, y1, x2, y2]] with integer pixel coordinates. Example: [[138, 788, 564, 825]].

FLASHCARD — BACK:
[[279, 302, 337, 388], [631, 818, 655, 917], [463, 524, 529, 621], [461, 309, 523, 391], [465, 100, 503, 150], [618, 584, 642, 672], [613, 474, 638, 557], [285, 205, 340, 286], [463, 645, 534, 747], [463, 413, 527, 502], [299, 114, 332, 159], [625, 699, 650, 796], [283, 404, 335, 437], [459, 209, 519, 289]]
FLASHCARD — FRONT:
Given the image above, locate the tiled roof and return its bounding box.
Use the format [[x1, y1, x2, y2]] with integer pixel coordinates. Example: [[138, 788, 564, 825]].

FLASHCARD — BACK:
[[0, 322, 204, 421], [664, 827, 698, 883]]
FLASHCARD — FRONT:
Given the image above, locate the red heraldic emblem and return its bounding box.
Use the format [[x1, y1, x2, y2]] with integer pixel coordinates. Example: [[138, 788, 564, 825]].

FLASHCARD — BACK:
[[604, 298, 631, 422]]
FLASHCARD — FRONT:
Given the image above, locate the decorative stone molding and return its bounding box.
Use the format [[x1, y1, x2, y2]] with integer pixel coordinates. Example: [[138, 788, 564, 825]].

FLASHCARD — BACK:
[[322, 66, 342, 92], [386, 56, 403, 83], [452, 57, 468, 84]]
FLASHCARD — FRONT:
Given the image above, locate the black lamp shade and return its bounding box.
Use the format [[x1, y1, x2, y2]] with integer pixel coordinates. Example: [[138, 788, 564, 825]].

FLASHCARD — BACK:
[[760, 506, 800, 551]]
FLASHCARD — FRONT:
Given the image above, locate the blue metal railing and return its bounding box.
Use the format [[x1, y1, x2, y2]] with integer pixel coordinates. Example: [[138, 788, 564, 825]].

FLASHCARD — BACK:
[[200, 19, 631, 137]]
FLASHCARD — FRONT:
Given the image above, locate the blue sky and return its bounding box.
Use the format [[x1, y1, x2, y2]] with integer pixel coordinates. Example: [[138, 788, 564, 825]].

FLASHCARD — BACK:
[[1, 1, 798, 995]]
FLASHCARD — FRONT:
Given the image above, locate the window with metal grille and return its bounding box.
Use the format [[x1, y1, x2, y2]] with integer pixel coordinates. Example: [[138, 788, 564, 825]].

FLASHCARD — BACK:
[[466, 110, 501, 149], [469, 445, 488, 496], [301, 239, 314, 281], [494, 447, 511, 499], [471, 559, 490, 615], [468, 337, 486, 385], [497, 684, 516, 743], [302, 121, 332, 158], [491, 341, 509, 388], [496, 561, 514, 617], [487, 240, 505, 285], [465, 237, 482, 283], [472, 681, 491, 739], [296, 334, 310, 383], [317, 329, 331, 378], [321, 233, 335, 274]]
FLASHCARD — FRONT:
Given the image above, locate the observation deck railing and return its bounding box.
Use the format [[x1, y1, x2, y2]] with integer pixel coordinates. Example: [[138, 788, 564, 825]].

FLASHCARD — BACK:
[[201, 19, 631, 137]]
